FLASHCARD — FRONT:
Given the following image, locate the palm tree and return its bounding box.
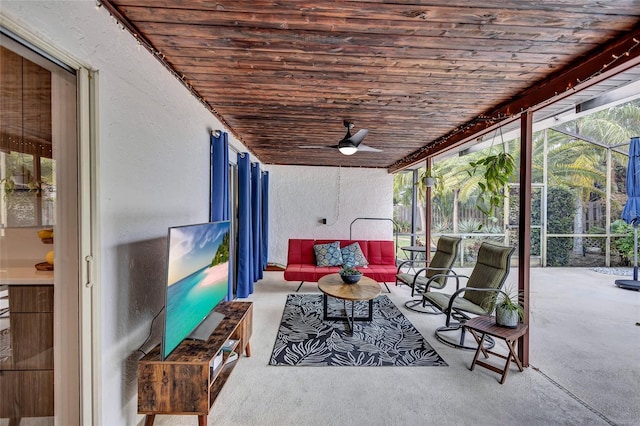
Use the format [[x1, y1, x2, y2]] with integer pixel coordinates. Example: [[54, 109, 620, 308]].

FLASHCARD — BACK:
[[549, 99, 640, 219], [393, 170, 415, 233], [395, 99, 640, 266]]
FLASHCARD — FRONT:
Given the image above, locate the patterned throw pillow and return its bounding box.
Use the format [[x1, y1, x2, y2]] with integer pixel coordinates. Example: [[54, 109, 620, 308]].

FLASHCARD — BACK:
[[341, 242, 369, 268], [314, 241, 344, 266]]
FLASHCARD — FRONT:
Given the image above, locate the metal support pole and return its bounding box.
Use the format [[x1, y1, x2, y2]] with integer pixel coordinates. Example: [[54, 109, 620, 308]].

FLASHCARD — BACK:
[[425, 158, 432, 262], [411, 169, 418, 247], [518, 111, 533, 367], [605, 148, 612, 266], [542, 128, 548, 267], [634, 223, 638, 281]]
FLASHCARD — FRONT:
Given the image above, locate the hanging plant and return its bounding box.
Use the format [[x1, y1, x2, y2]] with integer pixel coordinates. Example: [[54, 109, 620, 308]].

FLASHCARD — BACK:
[[418, 167, 443, 194], [0, 170, 41, 199], [423, 168, 437, 188], [0, 176, 16, 195], [468, 150, 516, 217]]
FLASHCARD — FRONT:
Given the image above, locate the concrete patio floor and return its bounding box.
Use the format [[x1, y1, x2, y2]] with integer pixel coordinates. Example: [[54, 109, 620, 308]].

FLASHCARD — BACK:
[[149, 267, 640, 426], [524, 267, 640, 425]]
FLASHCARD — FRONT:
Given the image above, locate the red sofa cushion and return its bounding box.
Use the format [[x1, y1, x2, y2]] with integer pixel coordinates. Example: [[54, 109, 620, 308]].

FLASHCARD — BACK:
[[287, 239, 317, 265], [366, 240, 396, 266], [362, 264, 399, 282]]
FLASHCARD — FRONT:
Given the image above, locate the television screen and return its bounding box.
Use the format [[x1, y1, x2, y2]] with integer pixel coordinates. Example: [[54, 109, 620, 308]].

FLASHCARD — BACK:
[[162, 221, 231, 360]]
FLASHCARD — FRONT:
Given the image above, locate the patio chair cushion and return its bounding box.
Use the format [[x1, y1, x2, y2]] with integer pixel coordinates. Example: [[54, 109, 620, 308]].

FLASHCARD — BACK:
[[423, 291, 490, 316], [396, 272, 429, 288], [396, 272, 449, 292], [425, 236, 461, 287], [463, 243, 513, 309], [396, 236, 461, 291]]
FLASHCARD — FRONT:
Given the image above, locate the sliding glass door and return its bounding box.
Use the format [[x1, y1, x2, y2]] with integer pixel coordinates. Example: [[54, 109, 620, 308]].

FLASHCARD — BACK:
[[0, 31, 79, 425]]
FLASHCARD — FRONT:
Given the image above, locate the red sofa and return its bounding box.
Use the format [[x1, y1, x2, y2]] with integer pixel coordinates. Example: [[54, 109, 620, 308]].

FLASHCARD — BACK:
[[284, 239, 397, 292]]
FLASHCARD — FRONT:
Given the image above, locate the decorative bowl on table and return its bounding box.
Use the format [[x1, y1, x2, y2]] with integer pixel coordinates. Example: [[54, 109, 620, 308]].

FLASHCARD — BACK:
[[38, 228, 54, 244], [339, 267, 362, 284]]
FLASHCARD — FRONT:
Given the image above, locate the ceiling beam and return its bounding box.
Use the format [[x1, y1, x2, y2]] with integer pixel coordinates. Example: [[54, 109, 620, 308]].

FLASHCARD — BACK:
[[388, 24, 640, 173]]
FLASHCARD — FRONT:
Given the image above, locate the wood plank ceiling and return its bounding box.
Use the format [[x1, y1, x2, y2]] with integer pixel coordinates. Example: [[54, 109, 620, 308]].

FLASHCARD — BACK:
[[100, 0, 640, 170]]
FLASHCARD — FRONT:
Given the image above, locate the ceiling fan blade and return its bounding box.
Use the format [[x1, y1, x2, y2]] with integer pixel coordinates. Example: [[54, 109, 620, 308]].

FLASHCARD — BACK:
[[298, 145, 335, 149], [303, 123, 373, 154], [348, 129, 369, 146], [357, 143, 382, 152]]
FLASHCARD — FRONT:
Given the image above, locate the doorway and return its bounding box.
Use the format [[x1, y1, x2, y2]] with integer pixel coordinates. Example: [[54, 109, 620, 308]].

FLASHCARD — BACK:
[[0, 27, 94, 425]]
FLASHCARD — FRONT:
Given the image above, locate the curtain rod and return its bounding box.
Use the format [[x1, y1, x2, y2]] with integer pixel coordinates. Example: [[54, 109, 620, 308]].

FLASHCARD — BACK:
[[211, 129, 241, 155]]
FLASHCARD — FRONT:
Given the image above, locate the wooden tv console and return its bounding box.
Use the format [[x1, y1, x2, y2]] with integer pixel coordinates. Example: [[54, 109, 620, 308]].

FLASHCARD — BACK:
[[137, 301, 253, 426]]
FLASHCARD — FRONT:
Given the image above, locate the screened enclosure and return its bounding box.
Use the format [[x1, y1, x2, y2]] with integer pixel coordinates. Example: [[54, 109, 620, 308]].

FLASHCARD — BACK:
[[393, 99, 640, 268]]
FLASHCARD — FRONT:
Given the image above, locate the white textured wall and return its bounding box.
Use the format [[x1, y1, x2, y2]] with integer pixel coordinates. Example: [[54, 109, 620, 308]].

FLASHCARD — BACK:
[[265, 165, 394, 265], [1, 2, 249, 425]]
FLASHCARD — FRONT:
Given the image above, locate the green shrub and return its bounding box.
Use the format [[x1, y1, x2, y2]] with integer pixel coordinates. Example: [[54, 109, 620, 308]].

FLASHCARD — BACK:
[[530, 193, 542, 256], [611, 219, 634, 264], [546, 186, 576, 266], [393, 220, 411, 233], [530, 228, 541, 256]]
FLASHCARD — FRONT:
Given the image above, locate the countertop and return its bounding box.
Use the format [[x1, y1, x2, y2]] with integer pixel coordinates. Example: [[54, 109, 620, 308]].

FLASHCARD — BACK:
[[0, 260, 54, 285]]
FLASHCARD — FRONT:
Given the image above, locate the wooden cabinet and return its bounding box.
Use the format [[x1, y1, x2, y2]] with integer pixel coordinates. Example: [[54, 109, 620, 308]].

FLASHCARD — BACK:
[[0, 285, 54, 420], [138, 301, 253, 426]]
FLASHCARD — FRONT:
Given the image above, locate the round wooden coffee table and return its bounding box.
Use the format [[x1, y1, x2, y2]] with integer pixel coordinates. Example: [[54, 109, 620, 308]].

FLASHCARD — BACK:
[[317, 273, 381, 333]]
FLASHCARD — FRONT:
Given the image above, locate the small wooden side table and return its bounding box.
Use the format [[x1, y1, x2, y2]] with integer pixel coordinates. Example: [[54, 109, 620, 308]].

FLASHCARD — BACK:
[[465, 315, 528, 384]]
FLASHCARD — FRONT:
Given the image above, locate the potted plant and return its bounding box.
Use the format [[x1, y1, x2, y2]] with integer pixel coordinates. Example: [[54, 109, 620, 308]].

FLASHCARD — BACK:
[[0, 175, 16, 197], [491, 286, 525, 328], [0, 166, 41, 198], [338, 267, 362, 284], [423, 168, 437, 188]]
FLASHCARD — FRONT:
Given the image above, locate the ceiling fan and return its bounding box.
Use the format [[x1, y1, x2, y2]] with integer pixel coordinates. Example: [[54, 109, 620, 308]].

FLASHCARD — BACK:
[[299, 121, 382, 155]]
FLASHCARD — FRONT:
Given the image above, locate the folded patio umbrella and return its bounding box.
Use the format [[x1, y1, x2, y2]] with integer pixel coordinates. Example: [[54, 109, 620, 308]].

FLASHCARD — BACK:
[[617, 136, 640, 290]]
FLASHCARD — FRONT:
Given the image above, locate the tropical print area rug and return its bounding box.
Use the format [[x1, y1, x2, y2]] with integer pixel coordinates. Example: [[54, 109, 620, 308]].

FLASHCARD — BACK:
[[269, 293, 447, 367]]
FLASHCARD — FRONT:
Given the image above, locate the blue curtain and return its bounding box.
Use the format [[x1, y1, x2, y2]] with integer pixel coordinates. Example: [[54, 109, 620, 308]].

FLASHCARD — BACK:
[[210, 131, 229, 222], [210, 131, 231, 300], [236, 153, 254, 298], [261, 171, 269, 271], [251, 163, 263, 281]]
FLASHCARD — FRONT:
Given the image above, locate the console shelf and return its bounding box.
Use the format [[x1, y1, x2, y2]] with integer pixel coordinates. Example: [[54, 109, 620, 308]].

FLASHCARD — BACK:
[[137, 301, 253, 426]]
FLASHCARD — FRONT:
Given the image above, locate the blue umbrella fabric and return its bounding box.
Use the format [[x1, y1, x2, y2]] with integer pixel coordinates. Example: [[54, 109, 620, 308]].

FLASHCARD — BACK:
[[622, 137, 640, 225], [619, 136, 640, 285]]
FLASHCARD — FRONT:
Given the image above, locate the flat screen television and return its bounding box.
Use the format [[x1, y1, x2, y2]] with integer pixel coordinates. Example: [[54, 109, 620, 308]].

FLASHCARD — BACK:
[[161, 220, 231, 360]]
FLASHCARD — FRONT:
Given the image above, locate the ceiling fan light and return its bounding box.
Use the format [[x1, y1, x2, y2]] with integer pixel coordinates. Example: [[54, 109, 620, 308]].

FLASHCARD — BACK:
[[338, 144, 358, 155]]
